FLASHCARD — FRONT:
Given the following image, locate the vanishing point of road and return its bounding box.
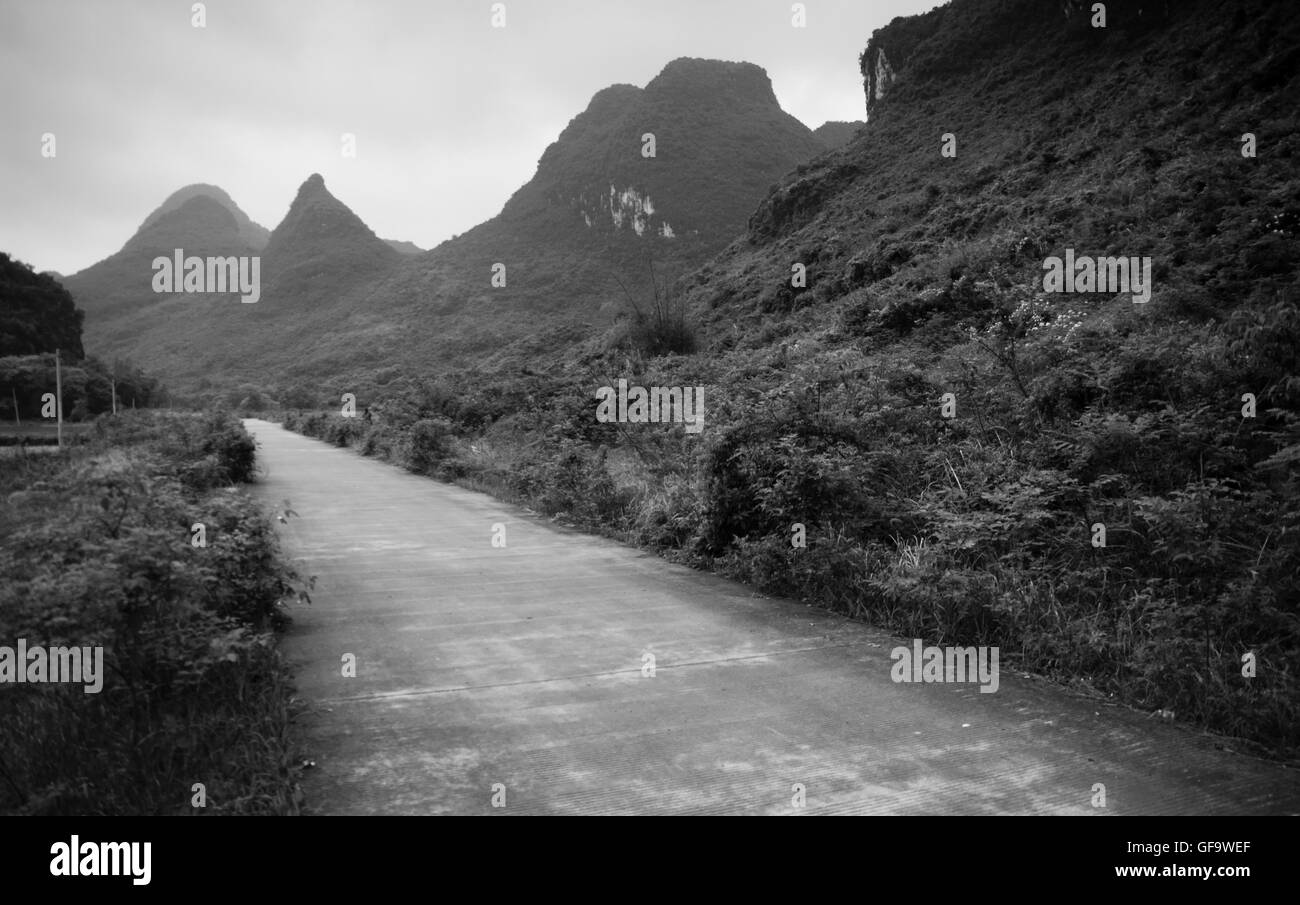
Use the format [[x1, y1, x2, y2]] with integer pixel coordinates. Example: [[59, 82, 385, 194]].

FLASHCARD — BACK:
[[245, 419, 1300, 815]]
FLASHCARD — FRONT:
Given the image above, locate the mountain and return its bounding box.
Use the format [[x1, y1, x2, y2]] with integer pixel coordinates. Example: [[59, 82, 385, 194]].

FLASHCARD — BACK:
[[505, 58, 825, 249], [384, 239, 424, 255], [62, 175, 404, 387], [271, 57, 830, 384], [699, 0, 1295, 323], [812, 121, 864, 149], [259, 173, 400, 299], [63, 58, 832, 393], [64, 185, 266, 324], [138, 184, 270, 250]]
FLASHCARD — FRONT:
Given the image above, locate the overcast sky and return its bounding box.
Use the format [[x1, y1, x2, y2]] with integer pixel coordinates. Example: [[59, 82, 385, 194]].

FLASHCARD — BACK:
[[0, 0, 940, 275]]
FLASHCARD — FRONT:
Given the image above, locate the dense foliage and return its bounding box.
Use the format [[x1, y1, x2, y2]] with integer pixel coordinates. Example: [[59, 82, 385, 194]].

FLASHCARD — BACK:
[[0, 354, 159, 427], [0, 253, 85, 358], [0, 411, 309, 814]]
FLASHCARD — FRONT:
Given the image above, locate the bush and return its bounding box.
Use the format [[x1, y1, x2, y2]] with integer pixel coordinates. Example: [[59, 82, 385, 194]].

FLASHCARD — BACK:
[[0, 411, 307, 815], [402, 418, 456, 475]]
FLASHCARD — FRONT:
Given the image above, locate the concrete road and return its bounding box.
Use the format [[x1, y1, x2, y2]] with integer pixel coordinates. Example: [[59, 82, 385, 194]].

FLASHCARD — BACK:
[[244, 419, 1300, 815]]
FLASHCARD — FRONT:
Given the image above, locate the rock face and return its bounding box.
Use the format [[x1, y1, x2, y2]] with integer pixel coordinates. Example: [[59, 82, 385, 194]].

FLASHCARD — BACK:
[[858, 0, 1180, 120]]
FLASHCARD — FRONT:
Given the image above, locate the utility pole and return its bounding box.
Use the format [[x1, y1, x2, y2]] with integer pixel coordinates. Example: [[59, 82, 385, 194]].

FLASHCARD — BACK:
[[54, 348, 63, 448], [111, 363, 118, 415], [11, 386, 19, 426]]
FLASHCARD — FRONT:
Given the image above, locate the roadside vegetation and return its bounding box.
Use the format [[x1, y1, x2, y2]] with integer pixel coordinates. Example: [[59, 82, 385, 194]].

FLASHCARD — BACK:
[[279, 273, 1299, 760], [0, 411, 310, 815]]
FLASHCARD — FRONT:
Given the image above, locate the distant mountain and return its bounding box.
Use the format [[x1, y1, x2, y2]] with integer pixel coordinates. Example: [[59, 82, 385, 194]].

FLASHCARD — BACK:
[[812, 121, 864, 149], [384, 239, 424, 255], [138, 184, 270, 250], [61, 175, 404, 386], [63, 58, 833, 394], [260, 173, 400, 299], [278, 57, 830, 384], [63, 193, 260, 329]]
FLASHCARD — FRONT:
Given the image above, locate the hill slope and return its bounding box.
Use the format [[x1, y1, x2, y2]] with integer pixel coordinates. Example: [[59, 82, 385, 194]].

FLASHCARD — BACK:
[[64, 176, 405, 390], [812, 120, 864, 149], [137, 183, 271, 250]]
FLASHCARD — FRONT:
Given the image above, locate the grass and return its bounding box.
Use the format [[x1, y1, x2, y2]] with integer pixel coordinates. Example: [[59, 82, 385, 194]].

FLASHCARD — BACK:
[[0, 410, 309, 815]]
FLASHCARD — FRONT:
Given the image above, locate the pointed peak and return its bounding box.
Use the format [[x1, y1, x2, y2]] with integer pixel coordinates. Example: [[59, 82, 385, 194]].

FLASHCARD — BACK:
[[264, 173, 398, 272], [293, 173, 331, 202]]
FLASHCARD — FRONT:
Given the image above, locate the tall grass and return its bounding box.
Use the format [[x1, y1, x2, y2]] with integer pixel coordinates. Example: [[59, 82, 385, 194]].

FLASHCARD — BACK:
[[0, 411, 308, 815]]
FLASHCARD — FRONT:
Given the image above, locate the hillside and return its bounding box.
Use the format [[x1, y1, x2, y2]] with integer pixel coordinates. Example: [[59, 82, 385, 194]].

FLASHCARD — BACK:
[[287, 0, 1300, 757], [812, 120, 863, 149]]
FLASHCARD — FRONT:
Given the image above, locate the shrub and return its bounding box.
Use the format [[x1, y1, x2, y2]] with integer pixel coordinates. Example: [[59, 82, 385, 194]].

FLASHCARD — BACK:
[[0, 411, 306, 815], [402, 418, 456, 475]]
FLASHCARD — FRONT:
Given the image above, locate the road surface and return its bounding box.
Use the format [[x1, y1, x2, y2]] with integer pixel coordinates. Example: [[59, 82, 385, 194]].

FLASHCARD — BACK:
[[244, 419, 1299, 815]]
